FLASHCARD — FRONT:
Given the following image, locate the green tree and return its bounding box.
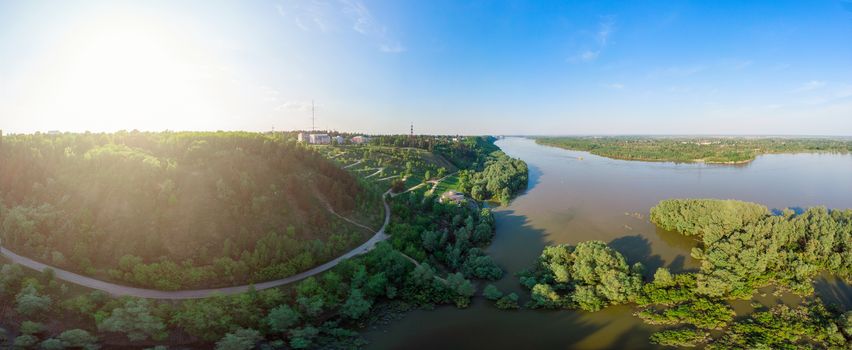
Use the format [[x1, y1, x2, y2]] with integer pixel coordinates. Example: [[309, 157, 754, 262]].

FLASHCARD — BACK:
[[13, 334, 38, 349], [341, 288, 372, 319], [520, 241, 641, 310], [289, 326, 319, 349], [57, 329, 98, 350], [530, 284, 561, 308], [296, 295, 324, 319], [653, 267, 675, 287], [19, 321, 44, 336], [572, 285, 604, 311], [172, 297, 235, 341], [649, 327, 708, 347], [0, 264, 24, 298], [97, 298, 167, 342], [496, 293, 520, 310], [215, 329, 261, 350], [446, 273, 475, 308], [15, 284, 52, 317], [483, 284, 503, 301], [39, 339, 64, 350], [264, 305, 301, 334], [500, 187, 511, 206]]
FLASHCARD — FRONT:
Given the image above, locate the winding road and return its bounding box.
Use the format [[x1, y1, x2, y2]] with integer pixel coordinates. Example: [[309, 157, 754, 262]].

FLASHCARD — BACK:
[[0, 190, 392, 300]]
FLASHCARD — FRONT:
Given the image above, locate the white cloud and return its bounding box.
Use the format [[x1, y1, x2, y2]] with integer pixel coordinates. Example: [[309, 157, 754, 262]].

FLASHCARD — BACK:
[[793, 80, 826, 93], [783, 82, 852, 106], [275, 1, 332, 32], [569, 16, 616, 63], [275, 100, 316, 112], [339, 0, 404, 53], [834, 85, 852, 99], [771, 63, 792, 71], [728, 59, 752, 70], [273, 0, 404, 52], [580, 50, 600, 61], [602, 82, 625, 90], [649, 65, 707, 78], [261, 86, 281, 102], [596, 16, 616, 46], [667, 86, 693, 93], [380, 42, 405, 53], [340, 0, 372, 34]]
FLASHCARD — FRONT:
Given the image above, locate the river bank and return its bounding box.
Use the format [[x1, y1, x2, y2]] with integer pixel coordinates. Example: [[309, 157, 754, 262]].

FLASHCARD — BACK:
[[363, 137, 852, 349]]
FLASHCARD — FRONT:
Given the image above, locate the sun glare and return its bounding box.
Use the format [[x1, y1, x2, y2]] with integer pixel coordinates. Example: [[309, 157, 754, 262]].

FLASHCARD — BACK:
[[25, 14, 224, 131]]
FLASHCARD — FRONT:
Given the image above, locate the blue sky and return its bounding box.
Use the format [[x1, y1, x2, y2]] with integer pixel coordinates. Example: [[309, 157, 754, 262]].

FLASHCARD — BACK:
[[1, 0, 851, 135]]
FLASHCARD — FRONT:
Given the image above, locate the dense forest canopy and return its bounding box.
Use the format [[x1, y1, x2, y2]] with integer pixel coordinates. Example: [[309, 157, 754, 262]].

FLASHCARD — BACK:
[[518, 198, 852, 348], [536, 136, 852, 163], [0, 131, 383, 289], [651, 199, 852, 296], [0, 187, 498, 349], [457, 151, 528, 204], [0, 132, 529, 349], [519, 241, 643, 311]]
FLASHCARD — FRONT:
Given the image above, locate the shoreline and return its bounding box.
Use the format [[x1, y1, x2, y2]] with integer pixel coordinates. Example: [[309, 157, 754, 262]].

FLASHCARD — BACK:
[[534, 139, 852, 165]]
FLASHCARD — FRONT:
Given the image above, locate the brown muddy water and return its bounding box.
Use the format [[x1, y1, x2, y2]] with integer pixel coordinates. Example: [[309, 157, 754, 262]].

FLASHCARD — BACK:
[[363, 137, 852, 350]]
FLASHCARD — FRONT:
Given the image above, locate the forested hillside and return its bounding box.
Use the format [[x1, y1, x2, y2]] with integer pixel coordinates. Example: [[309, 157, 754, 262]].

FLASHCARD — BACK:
[[0, 131, 383, 289], [317, 135, 528, 204], [536, 136, 852, 163], [0, 132, 531, 349], [369, 135, 499, 171]]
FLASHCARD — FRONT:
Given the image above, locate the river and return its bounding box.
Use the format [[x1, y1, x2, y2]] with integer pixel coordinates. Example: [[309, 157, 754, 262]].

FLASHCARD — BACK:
[[363, 137, 852, 349]]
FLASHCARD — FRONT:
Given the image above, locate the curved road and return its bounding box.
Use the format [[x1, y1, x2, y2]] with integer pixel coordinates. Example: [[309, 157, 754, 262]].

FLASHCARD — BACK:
[[0, 190, 392, 300]]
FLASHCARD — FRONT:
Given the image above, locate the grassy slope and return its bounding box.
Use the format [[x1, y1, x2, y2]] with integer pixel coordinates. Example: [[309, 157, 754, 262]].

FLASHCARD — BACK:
[[317, 145, 458, 187]]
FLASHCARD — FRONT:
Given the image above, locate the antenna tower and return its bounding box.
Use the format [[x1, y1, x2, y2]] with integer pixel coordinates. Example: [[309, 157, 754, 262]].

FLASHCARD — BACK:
[[312, 100, 316, 132]]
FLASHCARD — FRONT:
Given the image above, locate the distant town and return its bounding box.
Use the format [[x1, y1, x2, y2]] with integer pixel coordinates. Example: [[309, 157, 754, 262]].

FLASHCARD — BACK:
[[297, 132, 370, 145]]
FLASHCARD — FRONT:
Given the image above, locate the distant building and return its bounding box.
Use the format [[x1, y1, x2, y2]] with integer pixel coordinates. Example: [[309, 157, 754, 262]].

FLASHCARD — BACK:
[[308, 134, 331, 144], [351, 135, 370, 144], [334, 135, 344, 144], [439, 191, 466, 204], [298, 132, 331, 144], [48, 130, 60, 135]]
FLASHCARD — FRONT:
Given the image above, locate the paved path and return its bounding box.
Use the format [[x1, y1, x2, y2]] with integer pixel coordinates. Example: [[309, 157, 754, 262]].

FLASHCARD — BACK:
[[391, 182, 426, 197], [390, 172, 458, 198], [397, 252, 447, 284], [319, 191, 378, 233], [426, 171, 458, 195], [342, 160, 363, 169], [0, 190, 393, 300], [363, 168, 384, 179], [376, 175, 400, 181]]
